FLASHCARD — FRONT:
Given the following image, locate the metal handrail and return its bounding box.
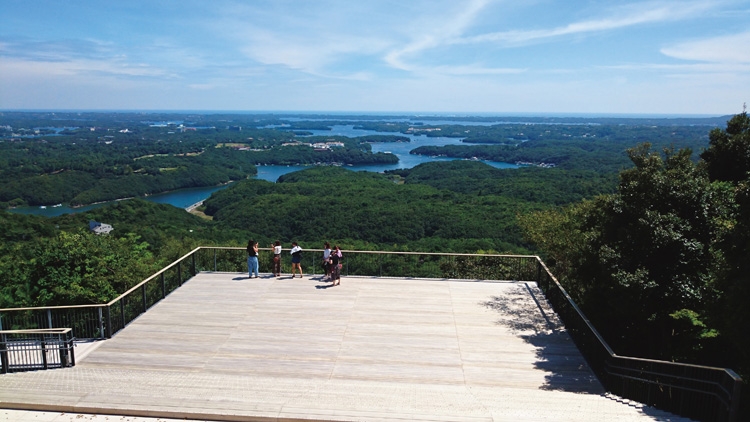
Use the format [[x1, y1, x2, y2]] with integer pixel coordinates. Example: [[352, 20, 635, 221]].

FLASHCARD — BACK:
[[1, 328, 72, 335], [106, 246, 201, 306], [0, 248, 539, 336], [0, 327, 75, 374], [535, 259, 742, 422], [0, 247, 743, 420]]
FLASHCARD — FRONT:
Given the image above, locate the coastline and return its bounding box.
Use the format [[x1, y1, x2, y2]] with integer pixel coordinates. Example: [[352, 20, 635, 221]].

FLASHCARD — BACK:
[[6, 181, 235, 217], [71, 180, 235, 209], [70, 196, 135, 209]]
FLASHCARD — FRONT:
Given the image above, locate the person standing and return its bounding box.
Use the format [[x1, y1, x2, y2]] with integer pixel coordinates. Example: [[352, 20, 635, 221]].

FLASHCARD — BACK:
[[322, 242, 332, 281], [330, 245, 342, 286], [290, 242, 303, 278], [247, 239, 259, 279], [272, 240, 282, 277]]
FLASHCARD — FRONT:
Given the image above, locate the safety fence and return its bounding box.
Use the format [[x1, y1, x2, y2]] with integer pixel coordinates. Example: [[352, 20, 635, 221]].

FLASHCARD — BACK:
[[536, 260, 742, 422], [0, 328, 75, 374], [0, 247, 538, 340], [0, 247, 742, 421]]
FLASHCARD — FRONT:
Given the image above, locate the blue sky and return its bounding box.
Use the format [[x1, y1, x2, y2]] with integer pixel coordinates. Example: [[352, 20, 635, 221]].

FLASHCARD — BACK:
[[1, 0, 748, 115]]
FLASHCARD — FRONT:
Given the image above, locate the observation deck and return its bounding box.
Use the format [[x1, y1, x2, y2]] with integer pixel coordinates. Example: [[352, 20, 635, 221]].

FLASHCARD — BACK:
[[0, 270, 690, 421]]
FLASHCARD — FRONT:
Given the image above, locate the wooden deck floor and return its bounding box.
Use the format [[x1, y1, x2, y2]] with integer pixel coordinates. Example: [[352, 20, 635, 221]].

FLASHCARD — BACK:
[[0, 273, 688, 421]]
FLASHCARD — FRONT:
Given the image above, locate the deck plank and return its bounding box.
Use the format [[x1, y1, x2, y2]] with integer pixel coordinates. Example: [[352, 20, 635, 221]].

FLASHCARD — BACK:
[[0, 273, 689, 421]]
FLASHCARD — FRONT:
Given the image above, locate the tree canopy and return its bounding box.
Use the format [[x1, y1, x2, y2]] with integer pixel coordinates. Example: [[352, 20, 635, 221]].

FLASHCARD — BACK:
[[521, 111, 750, 378]]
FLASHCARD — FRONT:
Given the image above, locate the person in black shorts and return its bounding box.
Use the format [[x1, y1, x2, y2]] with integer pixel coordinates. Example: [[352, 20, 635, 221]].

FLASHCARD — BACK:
[[272, 240, 282, 277], [290, 242, 303, 278]]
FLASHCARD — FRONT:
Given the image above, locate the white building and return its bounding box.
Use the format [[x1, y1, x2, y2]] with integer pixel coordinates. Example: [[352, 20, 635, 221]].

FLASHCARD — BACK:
[[89, 220, 113, 235]]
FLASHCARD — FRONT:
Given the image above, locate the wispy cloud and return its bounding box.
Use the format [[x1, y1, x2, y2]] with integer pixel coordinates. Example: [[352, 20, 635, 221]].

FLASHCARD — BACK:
[[456, 1, 717, 46], [206, 1, 396, 80], [383, 0, 490, 71], [661, 31, 750, 64], [237, 28, 387, 78], [0, 37, 200, 81], [1, 57, 174, 80], [602, 62, 750, 74], [380, 1, 721, 76], [431, 64, 526, 75], [0, 38, 117, 62]]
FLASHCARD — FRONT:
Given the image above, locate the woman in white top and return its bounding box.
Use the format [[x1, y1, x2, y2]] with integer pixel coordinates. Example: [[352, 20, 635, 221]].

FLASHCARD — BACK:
[[272, 240, 282, 277], [290, 242, 303, 278]]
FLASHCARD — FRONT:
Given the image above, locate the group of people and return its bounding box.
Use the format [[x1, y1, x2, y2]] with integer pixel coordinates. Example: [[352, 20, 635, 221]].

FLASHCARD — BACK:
[[322, 242, 343, 286], [246, 240, 342, 286]]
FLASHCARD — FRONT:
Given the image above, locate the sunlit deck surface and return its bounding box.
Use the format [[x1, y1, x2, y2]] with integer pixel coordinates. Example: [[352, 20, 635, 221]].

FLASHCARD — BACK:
[[0, 272, 689, 422]]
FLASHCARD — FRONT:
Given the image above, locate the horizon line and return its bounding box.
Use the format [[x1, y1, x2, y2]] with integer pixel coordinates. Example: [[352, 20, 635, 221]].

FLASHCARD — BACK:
[[0, 109, 730, 119]]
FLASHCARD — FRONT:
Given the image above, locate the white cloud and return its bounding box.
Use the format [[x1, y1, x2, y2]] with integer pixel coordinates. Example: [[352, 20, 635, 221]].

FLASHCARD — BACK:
[[661, 31, 750, 64], [383, 0, 490, 70], [237, 28, 387, 77], [456, 1, 718, 46], [205, 1, 396, 80], [0, 57, 171, 80], [603, 62, 750, 73], [431, 64, 526, 75]]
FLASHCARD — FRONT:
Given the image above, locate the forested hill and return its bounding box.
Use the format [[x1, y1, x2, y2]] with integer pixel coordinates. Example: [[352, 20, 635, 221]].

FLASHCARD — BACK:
[[3, 159, 617, 306], [391, 161, 617, 205], [410, 129, 711, 172], [204, 166, 532, 251]]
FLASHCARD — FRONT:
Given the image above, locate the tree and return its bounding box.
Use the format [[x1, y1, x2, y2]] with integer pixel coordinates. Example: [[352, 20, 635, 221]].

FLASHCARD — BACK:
[[701, 110, 750, 182], [701, 108, 750, 373], [22, 231, 158, 306], [523, 143, 733, 360]]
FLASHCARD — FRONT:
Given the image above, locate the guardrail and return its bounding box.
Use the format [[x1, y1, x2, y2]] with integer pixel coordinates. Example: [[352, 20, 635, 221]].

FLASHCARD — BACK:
[[536, 260, 742, 422], [0, 328, 75, 374], [0, 247, 743, 420], [0, 247, 539, 340]]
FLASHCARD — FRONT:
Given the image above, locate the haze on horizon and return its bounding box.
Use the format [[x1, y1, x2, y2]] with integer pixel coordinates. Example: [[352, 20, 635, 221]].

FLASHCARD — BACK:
[[1, 0, 748, 116]]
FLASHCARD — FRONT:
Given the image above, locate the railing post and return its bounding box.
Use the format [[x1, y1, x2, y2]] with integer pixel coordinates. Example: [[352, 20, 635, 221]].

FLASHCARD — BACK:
[[178, 262, 182, 286], [106, 306, 112, 339], [141, 284, 147, 314], [0, 333, 8, 374], [41, 340, 48, 370], [58, 335, 68, 367], [120, 298, 125, 334], [47, 309, 53, 329], [214, 249, 217, 271], [161, 273, 166, 299], [728, 376, 743, 422], [98, 307, 104, 340], [536, 260, 542, 284], [69, 336, 76, 367], [192, 252, 196, 276]]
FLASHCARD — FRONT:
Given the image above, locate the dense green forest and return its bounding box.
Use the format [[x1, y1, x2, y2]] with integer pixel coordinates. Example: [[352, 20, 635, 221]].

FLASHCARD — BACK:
[[204, 165, 543, 251], [521, 111, 750, 386], [0, 110, 724, 208], [2, 111, 749, 406], [411, 131, 711, 172], [0, 113, 401, 208]]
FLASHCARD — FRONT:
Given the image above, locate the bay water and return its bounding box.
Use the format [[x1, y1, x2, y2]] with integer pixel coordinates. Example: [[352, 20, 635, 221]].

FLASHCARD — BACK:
[[9, 125, 517, 217]]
